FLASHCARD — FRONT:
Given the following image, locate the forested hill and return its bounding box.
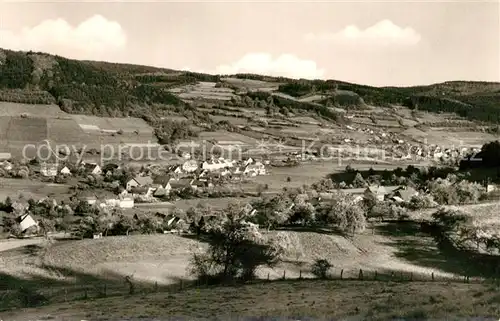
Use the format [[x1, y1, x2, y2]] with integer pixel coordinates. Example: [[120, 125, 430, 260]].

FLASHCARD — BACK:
[[1, 48, 500, 123]]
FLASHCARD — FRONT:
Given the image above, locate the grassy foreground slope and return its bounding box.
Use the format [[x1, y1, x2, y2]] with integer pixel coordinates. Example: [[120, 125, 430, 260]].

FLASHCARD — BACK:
[[2, 280, 499, 321]]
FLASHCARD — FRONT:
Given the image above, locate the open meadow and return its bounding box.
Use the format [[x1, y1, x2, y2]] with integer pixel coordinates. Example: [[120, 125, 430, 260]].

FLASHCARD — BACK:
[[0, 102, 157, 157], [0, 178, 70, 200], [2, 280, 499, 321], [0, 222, 465, 291]]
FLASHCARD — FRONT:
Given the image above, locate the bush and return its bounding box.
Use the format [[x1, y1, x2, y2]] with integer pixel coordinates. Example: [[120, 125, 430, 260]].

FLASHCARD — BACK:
[[188, 204, 284, 283], [408, 194, 436, 210], [311, 259, 332, 279]]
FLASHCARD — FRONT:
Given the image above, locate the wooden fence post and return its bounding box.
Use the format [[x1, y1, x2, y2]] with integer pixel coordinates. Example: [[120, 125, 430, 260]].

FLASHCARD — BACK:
[[180, 279, 183, 290], [64, 289, 68, 302], [374, 271, 377, 280], [104, 284, 107, 297], [340, 269, 344, 280], [84, 288, 88, 300], [154, 281, 158, 292], [283, 270, 286, 280], [410, 272, 413, 281], [358, 269, 363, 280], [432, 272, 434, 281], [267, 273, 270, 281], [299, 270, 302, 279]]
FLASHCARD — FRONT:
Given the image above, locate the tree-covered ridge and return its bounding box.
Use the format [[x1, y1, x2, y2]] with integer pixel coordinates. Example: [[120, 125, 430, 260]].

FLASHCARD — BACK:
[[277, 78, 500, 123], [1, 48, 500, 123], [0, 49, 186, 118]]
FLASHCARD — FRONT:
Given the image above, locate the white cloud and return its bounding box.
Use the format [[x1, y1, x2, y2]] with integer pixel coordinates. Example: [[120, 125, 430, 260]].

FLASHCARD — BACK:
[[305, 19, 421, 46], [0, 15, 127, 60], [209, 53, 325, 79]]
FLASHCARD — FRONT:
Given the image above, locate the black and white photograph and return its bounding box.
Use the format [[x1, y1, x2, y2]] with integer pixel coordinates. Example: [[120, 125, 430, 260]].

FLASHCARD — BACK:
[[0, 0, 499, 320]]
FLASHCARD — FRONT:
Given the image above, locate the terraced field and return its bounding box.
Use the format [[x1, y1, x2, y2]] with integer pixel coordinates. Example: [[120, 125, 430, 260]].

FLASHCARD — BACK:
[[47, 118, 87, 145], [0, 102, 64, 117], [6, 117, 48, 142], [170, 82, 236, 101]]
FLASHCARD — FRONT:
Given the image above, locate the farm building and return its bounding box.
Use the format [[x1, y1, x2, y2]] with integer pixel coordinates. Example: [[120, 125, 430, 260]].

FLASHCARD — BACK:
[[18, 214, 38, 233], [102, 197, 134, 209], [82, 163, 102, 175], [153, 175, 173, 186], [60, 166, 72, 175], [126, 175, 154, 191], [153, 185, 170, 197], [365, 185, 388, 201], [0, 161, 13, 171], [182, 160, 198, 172], [170, 178, 196, 191], [130, 186, 155, 198], [391, 186, 419, 202], [0, 152, 12, 160], [102, 163, 120, 175], [244, 161, 266, 176], [40, 162, 58, 177]]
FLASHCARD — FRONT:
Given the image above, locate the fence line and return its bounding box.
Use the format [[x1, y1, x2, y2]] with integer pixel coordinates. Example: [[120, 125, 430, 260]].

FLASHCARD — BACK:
[[2, 267, 497, 312]]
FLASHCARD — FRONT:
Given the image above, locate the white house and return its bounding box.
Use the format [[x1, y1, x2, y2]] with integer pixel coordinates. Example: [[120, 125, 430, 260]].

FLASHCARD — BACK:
[[86, 196, 97, 205], [243, 158, 254, 166], [60, 166, 72, 175], [126, 175, 154, 191], [244, 162, 266, 176], [40, 163, 58, 177], [182, 160, 198, 173], [19, 214, 38, 232], [0, 161, 12, 171]]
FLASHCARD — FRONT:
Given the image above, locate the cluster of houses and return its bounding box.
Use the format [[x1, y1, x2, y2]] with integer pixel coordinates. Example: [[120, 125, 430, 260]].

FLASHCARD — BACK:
[[315, 185, 421, 204], [40, 161, 102, 177], [123, 157, 268, 202]]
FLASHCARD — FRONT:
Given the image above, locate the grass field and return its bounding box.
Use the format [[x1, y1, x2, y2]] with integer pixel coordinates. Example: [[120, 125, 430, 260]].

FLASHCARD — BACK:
[[410, 202, 500, 235], [0, 222, 460, 289], [0, 178, 70, 200], [198, 130, 258, 145], [6, 117, 48, 142], [401, 127, 498, 147], [2, 221, 498, 320], [221, 77, 281, 92], [0, 102, 64, 117], [47, 118, 87, 145], [3, 279, 499, 321], [258, 162, 404, 193], [210, 115, 249, 125], [170, 82, 236, 101], [0, 103, 158, 157]]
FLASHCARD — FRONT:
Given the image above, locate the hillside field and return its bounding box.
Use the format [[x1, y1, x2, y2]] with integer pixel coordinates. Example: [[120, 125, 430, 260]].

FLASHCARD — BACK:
[[0, 102, 157, 157], [1, 280, 499, 321]]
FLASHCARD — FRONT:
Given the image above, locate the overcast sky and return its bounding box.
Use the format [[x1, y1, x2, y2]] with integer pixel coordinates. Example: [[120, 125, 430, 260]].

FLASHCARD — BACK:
[[0, 1, 498, 86]]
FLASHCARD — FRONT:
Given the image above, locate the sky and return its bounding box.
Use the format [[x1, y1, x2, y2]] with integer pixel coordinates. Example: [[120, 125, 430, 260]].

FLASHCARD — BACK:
[[0, 1, 498, 86]]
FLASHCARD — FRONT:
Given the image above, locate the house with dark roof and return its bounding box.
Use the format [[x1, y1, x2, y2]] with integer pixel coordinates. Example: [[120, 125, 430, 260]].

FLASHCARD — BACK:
[[126, 175, 154, 191], [170, 178, 196, 191], [391, 186, 419, 202], [364, 185, 388, 201]]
